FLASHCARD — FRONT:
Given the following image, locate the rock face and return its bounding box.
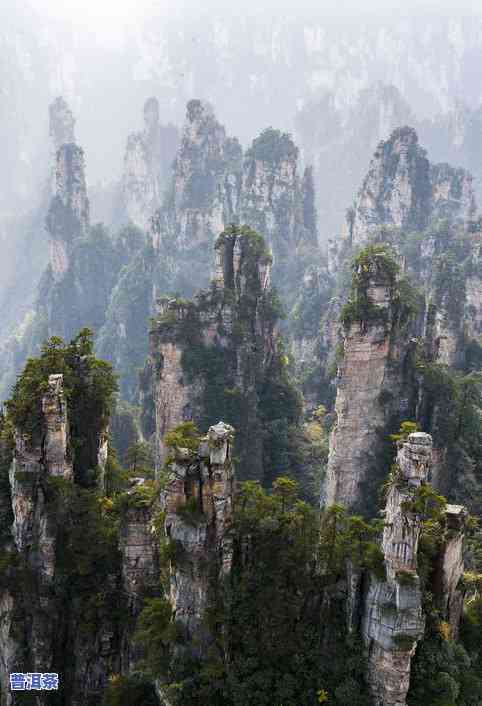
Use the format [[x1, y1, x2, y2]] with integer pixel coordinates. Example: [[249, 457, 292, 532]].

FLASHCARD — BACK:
[[161, 421, 234, 642], [323, 251, 416, 513], [0, 375, 73, 706], [348, 127, 476, 247], [145, 226, 277, 482], [434, 503, 468, 639], [46, 140, 90, 280], [295, 82, 415, 243], [241, 128, 317, 290], [362, 432, 432, 706], [0, 373, 117, 705], [123, 97, 179, 232], [155, 99, 242, 257]]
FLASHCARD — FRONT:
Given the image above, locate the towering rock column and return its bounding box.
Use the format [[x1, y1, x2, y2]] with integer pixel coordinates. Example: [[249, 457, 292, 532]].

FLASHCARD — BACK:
[[161, 421, 235, 641], [323, 249, 415, 513], [362, 432, 432, 706], [46, 128, 90, 280], [123, 97, 179, 232], [347, 127, 475, 248], [1, 375, 73, 703], [240, 127, 316, 292], [145, 225, 275, 481], [157, 99, 243, 252], [49, 96, 76, 151]]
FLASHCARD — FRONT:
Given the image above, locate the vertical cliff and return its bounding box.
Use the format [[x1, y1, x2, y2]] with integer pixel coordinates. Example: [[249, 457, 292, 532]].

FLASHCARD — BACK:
[[123, 97, 179, 233], [49, 96, 76, 152], [144, 225, 301, 486], [46, 141, 90, 281], [0, 333, 124, 706], [161, 421, 234, 644], [323, 246, 418, 513], [154, 100, 242, 258], [241, 127, 317, 293], [362, 432, 432, 706]]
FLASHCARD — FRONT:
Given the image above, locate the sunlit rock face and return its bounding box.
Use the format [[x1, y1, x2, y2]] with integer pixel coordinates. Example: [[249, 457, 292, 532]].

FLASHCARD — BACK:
[[323, 257, 416, 514], [123, 97, 179, 233]]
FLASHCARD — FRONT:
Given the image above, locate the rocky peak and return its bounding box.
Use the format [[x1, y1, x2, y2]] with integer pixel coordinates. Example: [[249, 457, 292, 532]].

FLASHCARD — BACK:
[[240, 127, 310, 284], [144, 226, 287, 484], [348, 126, 476, 247], [213, 226, 272, 295], [49, 96, 75, 150], [46, 139, 90, 278], [349, 127, 431, 245], [123, 97, 179, 232], [164, 99, 242, 251], [10, 373, 72, 554]]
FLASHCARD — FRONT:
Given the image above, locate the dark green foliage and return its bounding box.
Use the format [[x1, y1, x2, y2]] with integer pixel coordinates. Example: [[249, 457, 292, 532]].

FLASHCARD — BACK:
[[417, 359, 482, 510], [152, 226, 303, 487], [102, 673, 158, 706], [340, 244, 419, 331], [125, 440, 155, 478], [146, 479, 373, 705], [246, 127, 298, 165], [110, 399, 141, 461], [164, 421, 202, 453], [6, 329, 117, 485], [0, 413, 14, 546], [408, 634, 482, 706]]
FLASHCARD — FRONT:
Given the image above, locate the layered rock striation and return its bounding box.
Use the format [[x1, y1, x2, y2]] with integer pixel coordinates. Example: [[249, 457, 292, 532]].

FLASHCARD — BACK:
[[323, 248, 417, 513]]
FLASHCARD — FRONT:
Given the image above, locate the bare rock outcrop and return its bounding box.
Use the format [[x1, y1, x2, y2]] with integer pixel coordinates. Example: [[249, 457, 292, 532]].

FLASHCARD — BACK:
[[46, 140, 90, 279], [154, 99, 242, 254], [144, 226, 276, 482], [161, 421, 235, 642], [362, 432, 432, 706], [323, 250, 416, 513], [348, 127, 475, 248]]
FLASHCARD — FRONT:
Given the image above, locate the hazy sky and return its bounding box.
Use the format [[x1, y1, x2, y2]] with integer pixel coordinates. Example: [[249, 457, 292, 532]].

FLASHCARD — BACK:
[[27, 0, 482, 37]]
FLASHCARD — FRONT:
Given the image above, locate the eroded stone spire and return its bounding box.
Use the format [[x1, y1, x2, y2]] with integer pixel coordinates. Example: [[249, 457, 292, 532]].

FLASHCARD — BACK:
[[362, 432, 432, 706], [161, 421, 235, 638], [49, 96, 76, 150]]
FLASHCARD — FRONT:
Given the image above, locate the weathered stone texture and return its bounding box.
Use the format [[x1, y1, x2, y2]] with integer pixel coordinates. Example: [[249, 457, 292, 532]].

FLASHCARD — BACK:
[[349, 127, 475, 248], [362, 433, 432, 706], [161, 421, 234, 642]]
